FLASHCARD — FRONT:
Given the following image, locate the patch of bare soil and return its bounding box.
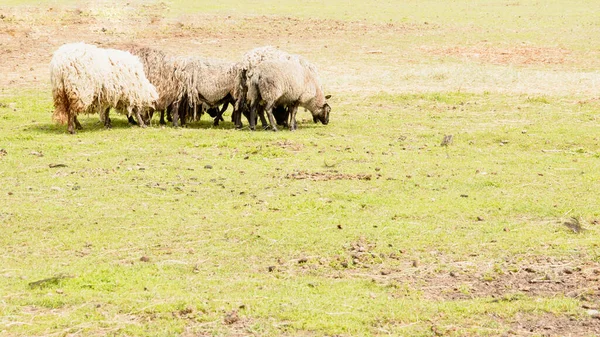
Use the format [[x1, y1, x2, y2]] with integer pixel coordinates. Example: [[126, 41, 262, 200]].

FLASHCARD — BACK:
[[0, 0, 433, 91], [273, 140, 304, 152], [180, 313, 316, 337], [285, 170, 372, 181], [423, 44, 574, 66], [510, 313, 600, 337], [419, 259, 600, 303], [272, 237, 600, 335]]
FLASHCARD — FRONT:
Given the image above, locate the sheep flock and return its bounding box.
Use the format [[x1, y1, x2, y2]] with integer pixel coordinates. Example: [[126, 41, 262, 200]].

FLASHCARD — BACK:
[[50, 43, 332, 134]]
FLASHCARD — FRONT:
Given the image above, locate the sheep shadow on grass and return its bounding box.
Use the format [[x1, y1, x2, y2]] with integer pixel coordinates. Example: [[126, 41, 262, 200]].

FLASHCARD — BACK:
[[26, 115, 146, 135], [26, 113, 325, 134]]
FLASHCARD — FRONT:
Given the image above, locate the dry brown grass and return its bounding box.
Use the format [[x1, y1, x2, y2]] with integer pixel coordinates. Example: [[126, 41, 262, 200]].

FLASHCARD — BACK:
[[2, 1, 600, 96]]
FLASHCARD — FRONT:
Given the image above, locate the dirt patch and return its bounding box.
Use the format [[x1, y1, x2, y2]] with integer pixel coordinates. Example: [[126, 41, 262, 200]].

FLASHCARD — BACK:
[[273, 140, 304, 152], [424, 44, 574, 66], [274, 246, 600, 335], [285, 170, 372, 181], [337, 254, 600, 304], [421, 259, 600, 303], [509, 313, 600, 336], [0, 1, 423, 91]]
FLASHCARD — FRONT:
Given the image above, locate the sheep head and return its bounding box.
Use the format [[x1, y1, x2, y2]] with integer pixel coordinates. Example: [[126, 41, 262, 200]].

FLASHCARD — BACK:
[[312, 95, 331, 125]]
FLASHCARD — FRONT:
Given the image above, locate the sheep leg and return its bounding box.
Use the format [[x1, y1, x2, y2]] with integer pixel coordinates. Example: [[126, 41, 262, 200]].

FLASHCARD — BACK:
[[232, 109, 243, 129], [74, 116, 83, 130], [259, 110, 270, 130], [282, 106, 290, 128], [145, 109, 153, 126], [134, 108, 146, 128], [233, 99, 243, 125], [249, 102, 258, 131], [67, 114, 76, 134], [159, 110, 166, 125], [172, 102, 180, 127], [103, 107, 112, 129], [264, 103, 278, 132], [127, 115, 138, 125], [289, 104, 299, 131], [219, 102, 227, 121]]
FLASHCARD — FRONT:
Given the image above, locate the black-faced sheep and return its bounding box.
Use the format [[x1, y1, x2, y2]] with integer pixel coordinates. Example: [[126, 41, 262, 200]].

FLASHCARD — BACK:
[[50, 43, 158, 134], [233, 46, 319, 129], [246, 58, 331, 131]]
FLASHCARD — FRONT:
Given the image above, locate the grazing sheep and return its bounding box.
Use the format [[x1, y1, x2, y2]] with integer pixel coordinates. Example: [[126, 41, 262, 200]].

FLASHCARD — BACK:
[[50, 42, 158, 133], [233, 46, 289, 128], [126, 46, 179, 126], [170, 57, 239, 127], [128, 46, 238, 127], [233, 46, 318, 129], [246, 58, 331, 131]]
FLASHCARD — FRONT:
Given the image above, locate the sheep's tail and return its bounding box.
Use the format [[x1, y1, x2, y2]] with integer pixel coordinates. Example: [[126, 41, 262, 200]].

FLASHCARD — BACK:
[[51, 72, 70, 125]]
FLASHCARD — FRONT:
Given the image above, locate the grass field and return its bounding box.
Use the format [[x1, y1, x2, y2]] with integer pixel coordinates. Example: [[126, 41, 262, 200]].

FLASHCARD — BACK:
[[1, 1, 600, 336]]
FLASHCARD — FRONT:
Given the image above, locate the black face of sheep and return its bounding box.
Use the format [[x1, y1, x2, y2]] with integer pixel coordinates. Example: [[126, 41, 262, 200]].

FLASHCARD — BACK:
[[314, 103, 330, 125], [313, 94, 331, 125], [313, 95, 331, 125]]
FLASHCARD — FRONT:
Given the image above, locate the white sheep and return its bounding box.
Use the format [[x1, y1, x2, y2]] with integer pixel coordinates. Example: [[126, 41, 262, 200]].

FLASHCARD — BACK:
[[128, 45, 239, 127], [127, 46, 179, 125], [50, 42, 158, 134], [170, 56, 239, 127], [246, 58, 331, 131], [233, 46, 318, 129]]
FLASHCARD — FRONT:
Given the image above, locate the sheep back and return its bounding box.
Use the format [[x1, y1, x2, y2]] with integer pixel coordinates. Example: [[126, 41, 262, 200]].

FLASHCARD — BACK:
[[247, 59, 325, 111], [127, 46, 179, 111]]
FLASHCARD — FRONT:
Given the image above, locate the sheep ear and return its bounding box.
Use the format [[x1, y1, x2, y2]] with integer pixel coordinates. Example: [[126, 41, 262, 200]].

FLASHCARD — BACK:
[[325, 94, 332, 100]]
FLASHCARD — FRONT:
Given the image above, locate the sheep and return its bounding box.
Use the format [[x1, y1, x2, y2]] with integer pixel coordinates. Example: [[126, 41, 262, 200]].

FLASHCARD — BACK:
[[246, 58, 331, 131], [128, 45, 239, 127], [170, 57, 239, 127], [100, 48, 160, 129], [233, 46, 317, 129], [50, 42, 158, 134], [126, 46, 180, 126]]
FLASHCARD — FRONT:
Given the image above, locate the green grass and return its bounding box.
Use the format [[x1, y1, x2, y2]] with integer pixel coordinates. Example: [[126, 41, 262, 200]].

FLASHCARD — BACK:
[[1, 87, 599, 336], [2, 0, 600, 335]]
